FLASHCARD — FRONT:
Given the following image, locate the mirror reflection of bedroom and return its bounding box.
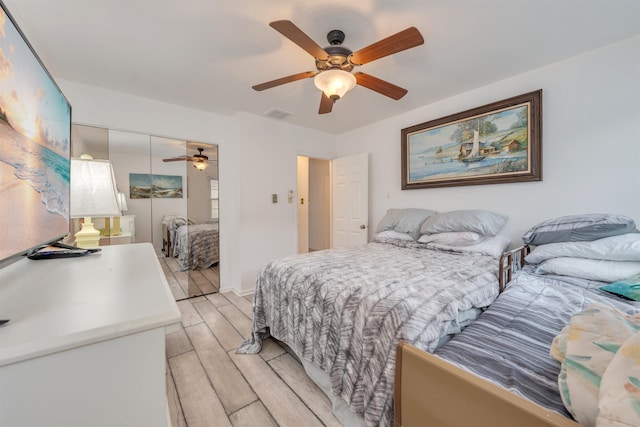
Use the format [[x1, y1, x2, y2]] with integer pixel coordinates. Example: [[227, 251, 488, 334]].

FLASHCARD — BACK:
[[71, 124, 220, 300]]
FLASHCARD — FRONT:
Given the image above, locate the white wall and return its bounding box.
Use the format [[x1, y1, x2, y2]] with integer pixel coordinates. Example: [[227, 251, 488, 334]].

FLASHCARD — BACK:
[[336, 36, 640, 246], [231, 112, 336, 293]]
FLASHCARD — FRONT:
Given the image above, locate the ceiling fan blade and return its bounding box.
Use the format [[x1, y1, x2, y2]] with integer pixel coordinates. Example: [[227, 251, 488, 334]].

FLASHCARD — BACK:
[[162, 157, 192, 162], [319, 92, 333, 114], [349, 27, 424, 66], [270, 20, 329, 60], [354, 72, 408, 100], [252, 71, 317, 91]]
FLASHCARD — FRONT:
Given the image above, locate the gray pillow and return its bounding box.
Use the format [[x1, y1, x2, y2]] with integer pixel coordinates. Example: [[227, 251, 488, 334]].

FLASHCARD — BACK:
[[375, 208, 437, 240], [522, 213, 637, 246], [419, 210, 508, 236]]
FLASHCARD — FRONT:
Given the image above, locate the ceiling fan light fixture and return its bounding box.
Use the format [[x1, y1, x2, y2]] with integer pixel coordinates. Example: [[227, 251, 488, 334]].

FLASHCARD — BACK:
[[314, 69, 356, 101], [193, 158, 209, 171]]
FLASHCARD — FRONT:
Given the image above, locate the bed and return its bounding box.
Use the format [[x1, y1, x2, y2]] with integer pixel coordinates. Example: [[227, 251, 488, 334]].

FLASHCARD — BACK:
[[237, 208, 514, 426], [162, 216, 219, 270], [395, 213, 640, 427]]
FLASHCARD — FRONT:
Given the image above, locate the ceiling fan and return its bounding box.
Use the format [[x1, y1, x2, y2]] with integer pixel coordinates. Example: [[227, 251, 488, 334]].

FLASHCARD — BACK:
[[252, 20, 424, 114], [162, 148, 215, 171]]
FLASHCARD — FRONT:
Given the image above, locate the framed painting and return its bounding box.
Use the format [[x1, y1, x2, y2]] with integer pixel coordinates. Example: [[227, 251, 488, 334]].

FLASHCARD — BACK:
[[129, 173, 183, 199], [401, 90, 542, 190]]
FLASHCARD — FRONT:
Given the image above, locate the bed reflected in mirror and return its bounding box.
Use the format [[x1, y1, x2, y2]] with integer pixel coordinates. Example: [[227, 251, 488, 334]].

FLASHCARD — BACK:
[[155, 141, 220, 300]]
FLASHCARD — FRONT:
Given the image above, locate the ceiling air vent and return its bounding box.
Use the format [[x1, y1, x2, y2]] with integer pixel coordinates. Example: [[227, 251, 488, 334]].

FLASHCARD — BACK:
[[263, 108, 293, 120]]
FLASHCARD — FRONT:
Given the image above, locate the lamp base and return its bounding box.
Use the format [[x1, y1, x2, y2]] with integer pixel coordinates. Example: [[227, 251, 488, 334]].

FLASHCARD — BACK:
[[74, 217, 101, 248], [112, 216, 122, 236]]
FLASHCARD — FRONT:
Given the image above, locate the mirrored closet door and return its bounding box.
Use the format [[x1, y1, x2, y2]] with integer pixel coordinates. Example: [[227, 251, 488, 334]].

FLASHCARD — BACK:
[[71, 124, 219, 300]]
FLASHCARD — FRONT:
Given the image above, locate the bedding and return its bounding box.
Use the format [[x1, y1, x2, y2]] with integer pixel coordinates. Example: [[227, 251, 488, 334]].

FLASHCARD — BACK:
[[375, 230, 415, 241], [522, 213, 637, 246], [597, 331, 640, 427], [550, 303, 640, 426], [525, 233, 640, 264], [374, 208, 437, 240], [162, 216, 219, 270], [434, 265, 640, 419], [417, 231, 485, 246], [237, 236, 503, 426], [423, 234, 510, 257], [601, 273, 640, 301], [535, 257, 640, 283], [419, 209, 508, 236]]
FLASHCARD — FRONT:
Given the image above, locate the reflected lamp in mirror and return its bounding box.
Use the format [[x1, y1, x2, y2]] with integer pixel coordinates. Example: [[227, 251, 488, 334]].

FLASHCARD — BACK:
[[70, 156, 121, 248], [193, 157, 209, 171], [111, 192, 128, 237]]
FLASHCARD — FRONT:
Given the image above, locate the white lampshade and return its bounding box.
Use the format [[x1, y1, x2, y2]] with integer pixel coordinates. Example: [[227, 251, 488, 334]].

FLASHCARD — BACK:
[[314, 69, 357, 100], [70, 157, 121, 248], [70, 158, 121, 218]]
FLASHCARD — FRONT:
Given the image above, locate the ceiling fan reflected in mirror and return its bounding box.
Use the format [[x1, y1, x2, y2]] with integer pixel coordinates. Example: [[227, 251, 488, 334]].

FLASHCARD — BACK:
[[252, 20, 424, 114], [162, 148, 215, 171]]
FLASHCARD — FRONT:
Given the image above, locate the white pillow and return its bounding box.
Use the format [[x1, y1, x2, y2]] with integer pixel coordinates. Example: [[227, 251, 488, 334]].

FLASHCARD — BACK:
[[375, 230, 415, 241], [525, 233, 640, 264], [535, 257, 640, 283], [418, 231, 485, 246], [419, 210, 508, 236], [427, 235, 510, 257]]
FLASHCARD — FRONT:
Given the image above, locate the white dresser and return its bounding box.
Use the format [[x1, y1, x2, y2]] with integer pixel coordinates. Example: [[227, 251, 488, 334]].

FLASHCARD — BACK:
[[0, 243, 181, 427]]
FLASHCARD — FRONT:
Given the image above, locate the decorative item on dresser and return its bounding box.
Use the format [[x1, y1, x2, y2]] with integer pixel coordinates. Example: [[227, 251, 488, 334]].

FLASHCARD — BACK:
[[70, 155, 122, 248]]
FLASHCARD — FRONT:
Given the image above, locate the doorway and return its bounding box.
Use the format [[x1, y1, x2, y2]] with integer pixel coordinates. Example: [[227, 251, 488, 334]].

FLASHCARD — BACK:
[[297, 156, 331, 253]]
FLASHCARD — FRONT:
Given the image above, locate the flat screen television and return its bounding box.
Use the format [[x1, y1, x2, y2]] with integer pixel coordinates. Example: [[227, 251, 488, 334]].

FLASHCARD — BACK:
[[0, 0, 71, 264]]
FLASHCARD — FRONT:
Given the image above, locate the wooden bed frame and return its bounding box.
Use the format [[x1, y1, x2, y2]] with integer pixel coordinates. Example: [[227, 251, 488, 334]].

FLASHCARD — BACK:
[[394, 341, 581, 427], [498, 245, 530, 292]]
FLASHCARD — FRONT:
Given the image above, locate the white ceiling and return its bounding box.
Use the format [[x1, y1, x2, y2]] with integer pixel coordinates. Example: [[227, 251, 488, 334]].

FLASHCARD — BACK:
[[4, 0, 639, 135]]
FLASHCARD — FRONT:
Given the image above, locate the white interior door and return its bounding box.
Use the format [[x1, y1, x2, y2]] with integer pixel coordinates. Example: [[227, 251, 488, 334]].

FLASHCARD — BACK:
[[331, 152, 368, 248]]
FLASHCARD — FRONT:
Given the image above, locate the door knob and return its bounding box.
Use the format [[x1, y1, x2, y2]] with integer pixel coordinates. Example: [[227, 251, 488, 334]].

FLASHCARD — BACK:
[[360, 224, 366, 230]]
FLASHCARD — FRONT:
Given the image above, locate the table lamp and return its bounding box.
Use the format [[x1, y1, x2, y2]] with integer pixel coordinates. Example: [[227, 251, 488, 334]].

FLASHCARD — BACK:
[[70, 156, 121, 248]]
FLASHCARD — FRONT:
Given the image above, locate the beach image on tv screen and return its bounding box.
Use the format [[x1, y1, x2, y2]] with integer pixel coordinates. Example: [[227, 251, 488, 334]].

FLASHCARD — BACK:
[[0, 6, 71, 261]]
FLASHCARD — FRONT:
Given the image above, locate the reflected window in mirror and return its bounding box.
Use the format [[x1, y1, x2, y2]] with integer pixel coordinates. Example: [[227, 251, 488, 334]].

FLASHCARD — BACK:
[[210, 179, 219, 222]]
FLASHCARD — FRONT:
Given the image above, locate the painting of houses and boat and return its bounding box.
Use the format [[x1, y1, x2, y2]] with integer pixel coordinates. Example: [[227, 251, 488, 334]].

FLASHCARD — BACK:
[[401, 90, 542, 189], [130, 173, 183, 199]]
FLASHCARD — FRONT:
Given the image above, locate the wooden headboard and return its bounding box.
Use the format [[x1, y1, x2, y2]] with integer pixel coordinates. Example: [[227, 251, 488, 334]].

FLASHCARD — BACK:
[[394, 341, 581, 427]]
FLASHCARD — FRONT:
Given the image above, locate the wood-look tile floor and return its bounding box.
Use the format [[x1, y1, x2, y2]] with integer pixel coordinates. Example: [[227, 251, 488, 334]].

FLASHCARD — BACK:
[[158, 254, 220, 300], [165, 291, 344, 427]]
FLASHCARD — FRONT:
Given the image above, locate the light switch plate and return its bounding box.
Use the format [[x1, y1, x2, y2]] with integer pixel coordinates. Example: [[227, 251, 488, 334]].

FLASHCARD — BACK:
[[272, 193, 278, 203]]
